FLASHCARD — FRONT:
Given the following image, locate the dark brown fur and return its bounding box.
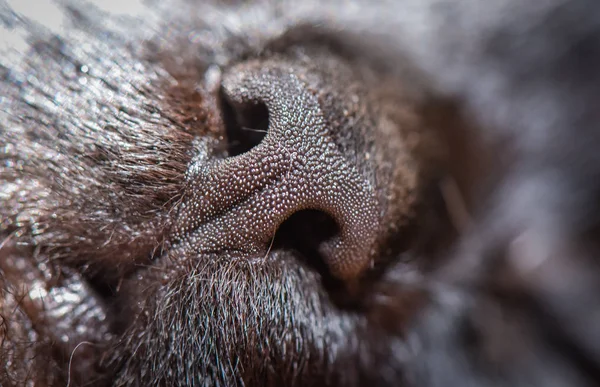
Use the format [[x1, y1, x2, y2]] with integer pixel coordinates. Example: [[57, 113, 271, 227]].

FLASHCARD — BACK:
[[2, 1, 600, 386]]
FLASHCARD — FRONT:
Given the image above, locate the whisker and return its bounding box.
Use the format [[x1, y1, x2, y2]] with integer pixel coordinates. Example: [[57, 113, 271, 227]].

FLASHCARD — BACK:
[[241, 126, 268, 134], [440, 176, 471, 234]]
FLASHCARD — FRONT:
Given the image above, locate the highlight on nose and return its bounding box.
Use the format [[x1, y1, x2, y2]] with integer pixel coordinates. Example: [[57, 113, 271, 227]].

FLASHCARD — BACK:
[[176, 58, 382, 281]]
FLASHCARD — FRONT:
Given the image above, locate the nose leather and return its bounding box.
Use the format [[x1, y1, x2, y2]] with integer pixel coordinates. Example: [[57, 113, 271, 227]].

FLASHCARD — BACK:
[[175, 59, 381, 280]]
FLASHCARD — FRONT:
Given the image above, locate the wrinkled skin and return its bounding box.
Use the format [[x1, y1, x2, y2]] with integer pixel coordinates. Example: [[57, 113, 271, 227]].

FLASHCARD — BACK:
[[2, 0, 600, 386]]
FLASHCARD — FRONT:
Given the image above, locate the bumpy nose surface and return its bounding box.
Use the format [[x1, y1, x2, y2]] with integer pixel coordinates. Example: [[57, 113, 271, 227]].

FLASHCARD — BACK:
[[176, 59, 380, 280]]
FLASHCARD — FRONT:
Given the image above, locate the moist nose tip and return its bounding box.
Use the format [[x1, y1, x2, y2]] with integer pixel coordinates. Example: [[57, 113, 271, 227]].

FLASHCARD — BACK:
[[189, 61, 382, 281]]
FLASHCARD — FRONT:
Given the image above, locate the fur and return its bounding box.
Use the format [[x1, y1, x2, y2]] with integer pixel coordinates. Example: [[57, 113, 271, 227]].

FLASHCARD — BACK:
[[2, 0, 600, 386]]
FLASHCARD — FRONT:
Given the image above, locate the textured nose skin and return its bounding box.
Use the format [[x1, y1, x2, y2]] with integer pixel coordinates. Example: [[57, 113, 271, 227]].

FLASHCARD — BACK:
[[177, 60, 379, 280], [173, 50, 427, 281]]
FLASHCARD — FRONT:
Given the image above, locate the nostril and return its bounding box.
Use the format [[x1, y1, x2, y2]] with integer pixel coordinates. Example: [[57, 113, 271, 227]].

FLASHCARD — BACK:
[[219, 88, 269, 156], [274, 210, 341, 275]]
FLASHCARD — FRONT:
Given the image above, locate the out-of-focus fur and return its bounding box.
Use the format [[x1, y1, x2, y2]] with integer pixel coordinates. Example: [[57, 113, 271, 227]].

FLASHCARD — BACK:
[[2, 0, 600, 386]]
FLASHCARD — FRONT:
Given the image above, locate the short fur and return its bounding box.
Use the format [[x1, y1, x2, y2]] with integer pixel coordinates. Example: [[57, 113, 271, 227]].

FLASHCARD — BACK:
[[2, 0, 600, 386]]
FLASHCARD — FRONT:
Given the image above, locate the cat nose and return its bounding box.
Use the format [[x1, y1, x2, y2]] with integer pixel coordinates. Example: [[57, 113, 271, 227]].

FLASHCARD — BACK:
[[177, 59, 381, 281]]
